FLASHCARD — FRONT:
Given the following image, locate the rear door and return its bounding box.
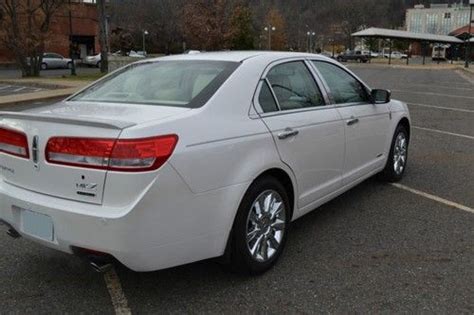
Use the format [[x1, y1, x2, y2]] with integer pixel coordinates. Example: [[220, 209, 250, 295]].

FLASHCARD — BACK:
[[255, 60, 345, 209], [0, 114, 123, 204], [311, 61, 390, 185]]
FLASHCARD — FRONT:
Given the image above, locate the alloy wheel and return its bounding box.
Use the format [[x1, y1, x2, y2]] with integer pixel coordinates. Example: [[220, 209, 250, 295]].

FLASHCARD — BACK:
[[393, 132, 407, 175], [246, 190, 286, 262]]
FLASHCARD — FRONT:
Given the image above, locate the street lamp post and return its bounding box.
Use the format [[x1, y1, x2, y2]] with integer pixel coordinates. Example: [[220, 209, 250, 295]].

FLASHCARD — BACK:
[[329, 39, 336, 58], [465, 0, 473, 68], [307, 31, 316, 53], [264, 25, 276, 50], [143, 30, 149, 55]]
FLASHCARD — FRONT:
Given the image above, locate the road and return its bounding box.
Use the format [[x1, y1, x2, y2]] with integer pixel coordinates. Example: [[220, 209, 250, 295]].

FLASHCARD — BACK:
[[0, 65, 473, 314]]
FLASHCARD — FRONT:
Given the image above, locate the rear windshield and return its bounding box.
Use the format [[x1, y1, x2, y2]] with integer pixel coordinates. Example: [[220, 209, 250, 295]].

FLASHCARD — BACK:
[[70, 60, 239, 108]]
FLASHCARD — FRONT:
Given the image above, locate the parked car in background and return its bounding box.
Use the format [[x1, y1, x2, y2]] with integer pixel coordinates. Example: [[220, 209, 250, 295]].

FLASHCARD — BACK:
[[83, 53, 101, 68], [432, 45, 448, 61], [370, 51, 380, 58], [336, 50, 369, 63], [129, 50, 147, 58], [319, 51, 334, 59], [361, 50, 379, 58], [383, 51, 408, 59], [184, 50, 201, 55], [39, 53, 73, 70], [0, 52, 410, 275]]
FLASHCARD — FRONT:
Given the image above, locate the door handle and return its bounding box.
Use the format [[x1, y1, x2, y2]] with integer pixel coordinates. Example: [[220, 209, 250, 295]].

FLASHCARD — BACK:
[[278, 128, 299, 140], [346, 117, 359, 126]]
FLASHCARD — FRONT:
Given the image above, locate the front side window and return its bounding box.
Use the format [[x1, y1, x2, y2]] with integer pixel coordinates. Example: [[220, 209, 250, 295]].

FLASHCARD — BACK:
[[266, 61, 325, 111], [312, 61, 369, 104], [70, 61, 239, 108]]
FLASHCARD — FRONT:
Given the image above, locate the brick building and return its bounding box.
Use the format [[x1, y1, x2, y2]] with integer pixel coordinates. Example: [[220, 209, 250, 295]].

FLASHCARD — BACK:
[[0, 0, 99, 65]]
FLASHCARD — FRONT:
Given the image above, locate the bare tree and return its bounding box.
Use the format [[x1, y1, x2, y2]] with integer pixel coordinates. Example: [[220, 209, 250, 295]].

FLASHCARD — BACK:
[[0, 0, 65, 77], [96, 0, 108, 72]]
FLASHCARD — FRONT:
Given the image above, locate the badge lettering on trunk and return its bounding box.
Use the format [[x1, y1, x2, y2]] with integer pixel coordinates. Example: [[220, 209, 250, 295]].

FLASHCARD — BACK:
[[32, 135, 39, 170], [76, 183, 98, 192]]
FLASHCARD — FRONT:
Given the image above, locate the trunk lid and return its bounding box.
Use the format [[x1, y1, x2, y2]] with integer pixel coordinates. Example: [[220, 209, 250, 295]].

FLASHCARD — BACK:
[[0, 101, 189, 204]]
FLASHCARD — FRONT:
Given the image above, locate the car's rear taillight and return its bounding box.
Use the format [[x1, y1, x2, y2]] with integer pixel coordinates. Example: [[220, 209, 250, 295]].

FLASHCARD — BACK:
[[0, 127, 29, 158], [45, 135, 178, 172]]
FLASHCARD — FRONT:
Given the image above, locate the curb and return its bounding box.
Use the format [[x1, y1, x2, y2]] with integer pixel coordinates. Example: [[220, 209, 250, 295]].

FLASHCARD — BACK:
[[0, 80, 69, 90], [0, 88, 77, 108]]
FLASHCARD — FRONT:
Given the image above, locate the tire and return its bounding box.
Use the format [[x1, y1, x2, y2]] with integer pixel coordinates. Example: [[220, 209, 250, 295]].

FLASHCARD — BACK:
[[97, 61, 101, 69], [40, 63, 47, 70], [226, 176, 291, 275], [379, 124, 409, 182], [67, 62, 72, 69]]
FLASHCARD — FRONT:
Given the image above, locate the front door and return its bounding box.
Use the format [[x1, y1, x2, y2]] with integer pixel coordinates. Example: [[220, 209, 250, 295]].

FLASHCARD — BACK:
[[311, 61, 390, 185], [256, 60, 345, 209]]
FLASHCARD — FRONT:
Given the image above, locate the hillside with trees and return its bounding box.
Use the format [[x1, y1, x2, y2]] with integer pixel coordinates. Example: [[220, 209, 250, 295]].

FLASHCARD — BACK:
[[107, 0, 470, 53]]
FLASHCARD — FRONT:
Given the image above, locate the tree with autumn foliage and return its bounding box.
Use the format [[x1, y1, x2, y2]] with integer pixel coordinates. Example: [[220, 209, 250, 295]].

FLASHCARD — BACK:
[[182, 0, 230, 51], [264, 8, 287, 51], [228, 5, 255, 50]]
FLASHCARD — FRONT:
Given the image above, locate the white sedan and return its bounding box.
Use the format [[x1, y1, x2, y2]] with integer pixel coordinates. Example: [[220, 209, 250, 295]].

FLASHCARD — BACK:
[[83, 53, 101, 68], [0, 52, 410, 274], [384, 51, 408, 59], [41, 52, 73, 70]]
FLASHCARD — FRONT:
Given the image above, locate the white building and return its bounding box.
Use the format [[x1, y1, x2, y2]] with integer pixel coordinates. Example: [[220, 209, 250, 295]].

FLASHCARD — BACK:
[[406, 3, 471, 35]]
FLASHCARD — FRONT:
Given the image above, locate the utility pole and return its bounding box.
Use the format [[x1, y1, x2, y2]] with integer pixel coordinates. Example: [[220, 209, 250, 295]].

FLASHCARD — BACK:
[[68, 0, 76, 76], [465, 0, 473, 68]]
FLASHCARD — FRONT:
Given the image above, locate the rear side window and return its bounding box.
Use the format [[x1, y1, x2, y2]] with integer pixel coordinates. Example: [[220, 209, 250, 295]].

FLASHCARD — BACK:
[[312, 61, 369, 104], [258, 81, 279, 113], [70, 60, 239, 108], [266, 61, 325, 111]]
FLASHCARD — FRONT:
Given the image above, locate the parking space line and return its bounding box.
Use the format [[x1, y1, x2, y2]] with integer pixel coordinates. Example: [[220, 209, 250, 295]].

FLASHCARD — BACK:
[[391, 183, 474, 214], [408, 103, 474, 113], [0, 85, 11, 90], [13, 87, 27, 92], [103, 267, 132, 315], [399, 83, 473, 91], [455, 70, 474, 85], [413, 126, 474, 140], [392, 90, 474, 100]]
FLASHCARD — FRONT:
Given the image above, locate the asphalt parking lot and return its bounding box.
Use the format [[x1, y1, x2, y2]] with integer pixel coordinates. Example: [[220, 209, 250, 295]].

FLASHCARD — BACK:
[[0, 65, 473, 314], [0, 83, 48, 96]]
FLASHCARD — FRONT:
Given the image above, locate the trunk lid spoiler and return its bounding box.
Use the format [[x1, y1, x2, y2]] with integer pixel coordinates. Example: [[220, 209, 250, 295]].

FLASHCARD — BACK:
[[0, 111, 136, 130]]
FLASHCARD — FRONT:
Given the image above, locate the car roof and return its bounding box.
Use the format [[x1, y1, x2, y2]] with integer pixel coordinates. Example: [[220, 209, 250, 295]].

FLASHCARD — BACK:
[[147, 51, 332, 63]]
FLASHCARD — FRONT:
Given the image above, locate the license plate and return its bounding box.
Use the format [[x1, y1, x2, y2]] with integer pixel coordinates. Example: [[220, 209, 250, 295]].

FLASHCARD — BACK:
[[21, 209, 54, 242]]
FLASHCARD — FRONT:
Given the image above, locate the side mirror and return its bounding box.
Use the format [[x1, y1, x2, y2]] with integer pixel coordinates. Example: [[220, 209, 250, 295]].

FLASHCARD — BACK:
[[371, 89, 391, 104]]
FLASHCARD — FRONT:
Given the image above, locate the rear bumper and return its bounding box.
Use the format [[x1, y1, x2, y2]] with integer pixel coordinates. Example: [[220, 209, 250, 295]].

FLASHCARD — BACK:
[[0, 164, 248, 271]]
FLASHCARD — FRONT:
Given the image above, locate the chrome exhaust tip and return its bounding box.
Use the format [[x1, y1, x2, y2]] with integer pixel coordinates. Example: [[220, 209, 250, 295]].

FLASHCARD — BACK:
[[6, 228, 21, 239], [90, 260, 113, 273], [1, 220, 21, 239]]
